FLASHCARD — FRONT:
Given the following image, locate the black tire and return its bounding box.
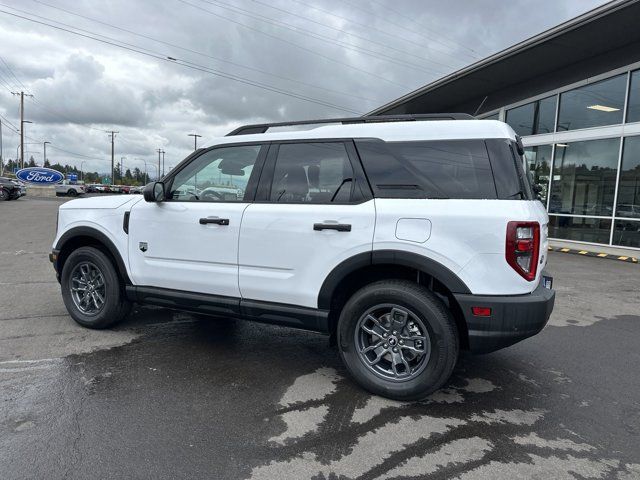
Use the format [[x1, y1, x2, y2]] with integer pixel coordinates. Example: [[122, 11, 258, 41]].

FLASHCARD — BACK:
[[60, 246, 131, 329], [337, 280, 459, 401], [0, 188, 8, 201], [67, 189, 78, 197]]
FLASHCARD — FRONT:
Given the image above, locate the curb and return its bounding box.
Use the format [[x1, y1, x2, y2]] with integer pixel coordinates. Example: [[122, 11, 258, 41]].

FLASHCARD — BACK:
[[548, 246, 638, 264]]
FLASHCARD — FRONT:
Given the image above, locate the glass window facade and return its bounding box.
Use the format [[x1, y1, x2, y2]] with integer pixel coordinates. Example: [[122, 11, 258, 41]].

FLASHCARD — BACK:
[[616, 136, 640, 219], [549, 138, 619, 216], [549, 216, 612, 244], [506, 96, 556, 136], [557, 74, 626, 131], [523, 145, 552, 203], [486, 68, 640, 249], [627, 69, 640, 123]]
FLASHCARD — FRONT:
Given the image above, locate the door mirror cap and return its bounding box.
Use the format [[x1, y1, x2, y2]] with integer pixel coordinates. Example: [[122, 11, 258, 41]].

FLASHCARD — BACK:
[[143, 182, 165, 202]]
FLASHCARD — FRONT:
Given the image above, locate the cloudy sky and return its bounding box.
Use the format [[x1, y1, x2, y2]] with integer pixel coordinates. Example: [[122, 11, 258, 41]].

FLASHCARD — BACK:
[[0, 0, 608, 176]]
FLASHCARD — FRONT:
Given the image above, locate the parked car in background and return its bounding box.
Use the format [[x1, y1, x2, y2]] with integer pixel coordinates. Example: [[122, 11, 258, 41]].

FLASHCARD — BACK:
[[129, 185, 144, 194], [85, 184, 100, 193], [55, 180, 85, 197], [0, 176, 23, 200]]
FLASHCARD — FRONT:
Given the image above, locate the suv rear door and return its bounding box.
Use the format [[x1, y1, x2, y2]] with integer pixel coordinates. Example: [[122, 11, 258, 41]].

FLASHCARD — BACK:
[[238, 140, 375, 309]]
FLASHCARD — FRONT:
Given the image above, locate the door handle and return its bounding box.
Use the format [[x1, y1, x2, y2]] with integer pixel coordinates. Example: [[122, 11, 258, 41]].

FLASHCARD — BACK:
[[199, 217, 230, 225], [313, 223, 351, 232]]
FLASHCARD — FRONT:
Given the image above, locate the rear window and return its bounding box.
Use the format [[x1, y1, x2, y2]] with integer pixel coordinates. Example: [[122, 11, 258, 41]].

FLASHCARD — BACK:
[[355, 138, 533, 200]]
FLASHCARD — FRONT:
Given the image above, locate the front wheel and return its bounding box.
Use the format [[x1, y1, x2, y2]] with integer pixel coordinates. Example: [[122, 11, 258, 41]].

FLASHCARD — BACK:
[[67, 189, 78, 197], [60, 246, 131, 329], [337, 280, 459, 401], [0, 188, 8, 201]]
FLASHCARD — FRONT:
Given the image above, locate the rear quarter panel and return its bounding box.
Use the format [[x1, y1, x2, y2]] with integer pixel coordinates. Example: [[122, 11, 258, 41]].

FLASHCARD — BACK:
[[373, 198, 549, 295]]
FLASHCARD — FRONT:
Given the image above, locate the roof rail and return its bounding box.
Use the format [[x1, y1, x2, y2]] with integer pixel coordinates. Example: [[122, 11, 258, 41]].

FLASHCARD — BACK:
[[225, 113, 475, 136]]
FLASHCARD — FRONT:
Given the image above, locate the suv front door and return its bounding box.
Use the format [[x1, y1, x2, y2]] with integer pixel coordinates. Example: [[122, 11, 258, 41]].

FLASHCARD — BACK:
[[239, 140, 375, 309], [128, 144, 266, 297]]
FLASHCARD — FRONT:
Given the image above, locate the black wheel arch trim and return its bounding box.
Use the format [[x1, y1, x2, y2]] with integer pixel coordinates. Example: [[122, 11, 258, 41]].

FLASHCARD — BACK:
[[317, 249, 471, 310], [54, 226, 131, 284]]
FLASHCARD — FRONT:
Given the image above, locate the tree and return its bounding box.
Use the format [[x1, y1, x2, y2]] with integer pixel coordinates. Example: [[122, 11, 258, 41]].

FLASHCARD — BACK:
[[28, 156, 36, 167], [44, 159, 51, 167]]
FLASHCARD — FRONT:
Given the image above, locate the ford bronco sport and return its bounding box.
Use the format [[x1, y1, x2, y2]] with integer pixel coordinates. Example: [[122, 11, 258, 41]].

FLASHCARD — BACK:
[[50, 114, 555, 400]]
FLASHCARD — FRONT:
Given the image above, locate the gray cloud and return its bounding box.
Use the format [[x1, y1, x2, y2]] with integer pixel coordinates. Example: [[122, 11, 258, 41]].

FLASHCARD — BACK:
[[0, 0, 608, 175]]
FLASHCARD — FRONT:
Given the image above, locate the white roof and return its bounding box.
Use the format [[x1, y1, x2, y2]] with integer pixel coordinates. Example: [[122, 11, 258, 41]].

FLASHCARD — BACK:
[[204, 120, 516, 148]]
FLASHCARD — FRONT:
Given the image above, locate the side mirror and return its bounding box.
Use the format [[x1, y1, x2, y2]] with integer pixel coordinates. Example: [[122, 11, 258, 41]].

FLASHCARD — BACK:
[[143, 182, 165, 202]]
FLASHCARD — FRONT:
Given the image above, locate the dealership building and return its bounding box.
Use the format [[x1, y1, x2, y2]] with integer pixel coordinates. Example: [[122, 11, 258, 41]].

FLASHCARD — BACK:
[[370, 0, 640, 255]]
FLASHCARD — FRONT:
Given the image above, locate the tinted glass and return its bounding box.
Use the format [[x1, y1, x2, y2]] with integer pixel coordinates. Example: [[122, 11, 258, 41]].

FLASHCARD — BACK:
[[168, 145, 260, 202], [627, 70, 640, 123], [557, 75, 626, 131], [505, 96, 556, 136], [270, 142, 353, 203], [548, 138, 619, 216], [383, 140, 497, 199], [616, 136, 640, 218], [524, 145, 552, 203], [613, 219, 640, 248], [548, 216, 612, 244]]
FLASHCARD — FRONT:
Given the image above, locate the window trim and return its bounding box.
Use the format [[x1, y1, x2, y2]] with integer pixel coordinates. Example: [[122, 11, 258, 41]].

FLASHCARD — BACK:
[[254, 138, 372, 205], [162, 142, 269, 204]]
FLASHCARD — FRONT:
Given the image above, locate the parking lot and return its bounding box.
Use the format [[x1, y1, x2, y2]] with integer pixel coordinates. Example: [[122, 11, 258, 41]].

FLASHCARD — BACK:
[[1, 195, 639, 479]]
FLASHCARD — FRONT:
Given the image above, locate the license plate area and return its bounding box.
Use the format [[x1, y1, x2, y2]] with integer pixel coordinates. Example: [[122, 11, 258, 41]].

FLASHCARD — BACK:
[[542, 275, 553, 289]]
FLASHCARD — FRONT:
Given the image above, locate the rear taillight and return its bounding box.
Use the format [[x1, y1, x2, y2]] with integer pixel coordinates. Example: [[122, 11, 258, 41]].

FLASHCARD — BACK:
[[506, 221, 540, 281]]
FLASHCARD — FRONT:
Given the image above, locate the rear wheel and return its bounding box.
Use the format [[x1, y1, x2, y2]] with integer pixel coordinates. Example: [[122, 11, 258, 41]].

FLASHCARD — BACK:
[[337, 280, 458, 401], [0, 188, 8, 201], [67, 189, 78, 197], [60, 246, 131, 329]]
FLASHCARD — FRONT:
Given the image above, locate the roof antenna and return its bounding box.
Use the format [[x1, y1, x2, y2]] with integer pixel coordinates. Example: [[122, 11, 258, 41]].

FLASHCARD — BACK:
[[473, 96, 488, 117]]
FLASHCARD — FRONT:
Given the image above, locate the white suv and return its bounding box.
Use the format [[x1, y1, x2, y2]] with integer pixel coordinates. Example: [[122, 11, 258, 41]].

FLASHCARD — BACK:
[[50, 115, 555, 400]]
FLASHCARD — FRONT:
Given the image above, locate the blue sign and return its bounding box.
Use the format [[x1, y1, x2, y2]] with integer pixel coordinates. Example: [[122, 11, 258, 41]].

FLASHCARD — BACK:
[[16, 167, 64, 184], [67, 173, 78, 182]]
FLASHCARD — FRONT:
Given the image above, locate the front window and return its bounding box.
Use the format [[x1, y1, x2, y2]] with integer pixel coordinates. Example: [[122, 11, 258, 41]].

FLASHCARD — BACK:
[[168, 145, 261, 202]]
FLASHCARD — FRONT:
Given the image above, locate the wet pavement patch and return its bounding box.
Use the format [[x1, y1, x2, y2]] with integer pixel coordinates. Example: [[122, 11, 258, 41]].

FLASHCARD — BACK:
[[1, 312, 639, 480]]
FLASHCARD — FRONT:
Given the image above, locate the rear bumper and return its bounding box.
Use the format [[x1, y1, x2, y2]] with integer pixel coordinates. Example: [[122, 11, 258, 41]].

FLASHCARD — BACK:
[[454, 275, 555, 353]]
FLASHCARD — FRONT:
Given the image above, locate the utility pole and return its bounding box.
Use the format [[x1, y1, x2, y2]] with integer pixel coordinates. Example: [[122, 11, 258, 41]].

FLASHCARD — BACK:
[[12, 91, 33, 168], [157, 148, 162, 180], [43, 141, 50, 166], [188, 133, 202, 151], [109, 131, 118, 184], [161, 150, 165, 176]]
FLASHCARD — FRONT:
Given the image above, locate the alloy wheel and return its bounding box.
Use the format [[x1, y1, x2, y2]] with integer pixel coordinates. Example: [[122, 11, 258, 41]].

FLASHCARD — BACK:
[[69, 261, 107, 315], [354, 304, 431, 382]]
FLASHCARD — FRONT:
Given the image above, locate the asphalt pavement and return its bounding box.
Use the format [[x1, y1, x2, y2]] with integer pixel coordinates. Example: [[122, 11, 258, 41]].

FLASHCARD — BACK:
[[1, 195, 639, 479]]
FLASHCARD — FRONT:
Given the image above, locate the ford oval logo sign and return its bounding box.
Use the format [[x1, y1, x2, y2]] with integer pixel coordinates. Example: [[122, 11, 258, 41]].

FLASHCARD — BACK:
[[16, 167, 64, 184]]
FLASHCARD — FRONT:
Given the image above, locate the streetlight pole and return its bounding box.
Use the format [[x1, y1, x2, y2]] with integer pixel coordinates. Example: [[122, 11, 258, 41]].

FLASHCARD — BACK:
[[161, 150, 165, 176], [188, 133, 202, 151], [43, 141, 50, 166], [80, 160, 87, 182]]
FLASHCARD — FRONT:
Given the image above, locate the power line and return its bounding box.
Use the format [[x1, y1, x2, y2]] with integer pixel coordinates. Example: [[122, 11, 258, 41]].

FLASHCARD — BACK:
[[28, 97, 110, 133], [173, 0, 409, 89], [249, 0, 465, 71], [192, 0, 453, 75], [341, 0, 482, 60], [366, 0, 482, 58], [0, 56, 28, 91], [0, 7, 365, 114], [30, 0, 381, 105]]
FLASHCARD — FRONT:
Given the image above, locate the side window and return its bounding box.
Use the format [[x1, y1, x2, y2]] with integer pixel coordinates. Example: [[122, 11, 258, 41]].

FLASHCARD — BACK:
[[168, 145, 261, 202], [269, 142, 354, 203]]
